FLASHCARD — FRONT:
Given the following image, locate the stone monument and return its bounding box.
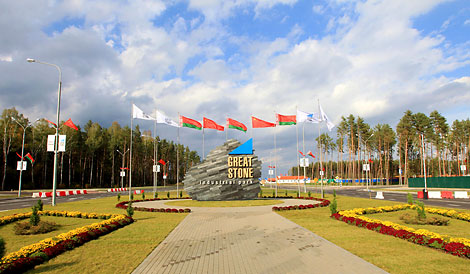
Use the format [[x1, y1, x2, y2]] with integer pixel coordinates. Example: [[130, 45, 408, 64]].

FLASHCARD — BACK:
[[183, 139, 261, 200]]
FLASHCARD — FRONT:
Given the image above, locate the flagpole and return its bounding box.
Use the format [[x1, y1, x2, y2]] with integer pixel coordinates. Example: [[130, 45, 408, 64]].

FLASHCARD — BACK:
[[202, 126, 205, 159], [225, 116, 228, 141], [296, 107, 301, 196], [129, 103, 133, 201], [154, 109, 157, 197], [251, 115, 254, 151], [318, 99, 324, 199], [274, 112, 278, 198], [302, 122, 307, 193], [177, 113, 180, 199]]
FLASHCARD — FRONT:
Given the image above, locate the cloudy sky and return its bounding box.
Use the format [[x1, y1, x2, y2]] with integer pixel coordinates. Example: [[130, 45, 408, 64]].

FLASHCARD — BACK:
[[1, 0, 469, 177]]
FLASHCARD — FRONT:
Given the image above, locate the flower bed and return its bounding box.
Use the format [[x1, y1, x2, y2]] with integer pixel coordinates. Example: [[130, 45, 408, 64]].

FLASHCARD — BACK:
[[332, 204, 470, 259], [116, 198, 191, 213], [272, 197, 330, 211], [0, 211, 133, 273]]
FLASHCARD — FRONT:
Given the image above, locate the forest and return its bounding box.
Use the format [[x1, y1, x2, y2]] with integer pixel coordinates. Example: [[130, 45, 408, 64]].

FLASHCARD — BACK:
[[290, 110, 470, 185], [0, 107, 201, 191]]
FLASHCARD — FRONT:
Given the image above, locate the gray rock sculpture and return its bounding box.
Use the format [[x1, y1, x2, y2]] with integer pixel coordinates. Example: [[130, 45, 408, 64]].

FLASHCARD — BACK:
[[183, 139, 261, 200]]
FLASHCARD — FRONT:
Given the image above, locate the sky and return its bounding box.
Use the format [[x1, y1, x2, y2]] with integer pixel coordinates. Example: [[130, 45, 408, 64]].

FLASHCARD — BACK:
[[1, 0, 469, 178]]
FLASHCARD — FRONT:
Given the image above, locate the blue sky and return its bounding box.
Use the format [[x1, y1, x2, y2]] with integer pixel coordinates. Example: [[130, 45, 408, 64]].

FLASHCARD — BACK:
[[0, 0, 469, 177]]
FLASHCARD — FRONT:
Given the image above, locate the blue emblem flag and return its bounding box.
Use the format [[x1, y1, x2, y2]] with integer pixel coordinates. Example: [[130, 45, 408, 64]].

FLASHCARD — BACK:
[[229, 138, 253, 155]]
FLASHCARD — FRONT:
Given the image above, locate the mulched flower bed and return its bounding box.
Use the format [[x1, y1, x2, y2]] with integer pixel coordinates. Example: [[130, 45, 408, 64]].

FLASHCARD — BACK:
[[272, 197, 331, 211], [116, 197, 191, 213]]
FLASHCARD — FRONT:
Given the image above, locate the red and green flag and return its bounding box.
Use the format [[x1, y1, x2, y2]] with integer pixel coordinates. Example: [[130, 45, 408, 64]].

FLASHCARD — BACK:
[[308, 151, 315, 158], [203, 117, 224, 131], [276, 114, 296, 126], [64, 118, 79, 130], [158, 159, 166, 165], [180, 116, 202, 130], [252, 116, 276, 128], [25, 153, 35, 164], [227, 118, 247, 132]]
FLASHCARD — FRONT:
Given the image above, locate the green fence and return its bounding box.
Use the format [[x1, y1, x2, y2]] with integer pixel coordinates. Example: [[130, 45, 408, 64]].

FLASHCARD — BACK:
[[408, 176, 470, 188]]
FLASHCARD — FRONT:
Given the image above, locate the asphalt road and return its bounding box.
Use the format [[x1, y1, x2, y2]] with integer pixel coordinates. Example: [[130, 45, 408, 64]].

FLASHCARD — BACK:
[[0, 186, 178, 212], [276, 185, 470, 210]]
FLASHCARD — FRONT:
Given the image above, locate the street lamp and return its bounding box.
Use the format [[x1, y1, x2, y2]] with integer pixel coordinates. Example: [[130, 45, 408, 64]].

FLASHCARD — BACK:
[[117, 149, 129, 188], [12, 117, 38, 197], [364, 134, 374, 194], [27, 58, 62, 206]]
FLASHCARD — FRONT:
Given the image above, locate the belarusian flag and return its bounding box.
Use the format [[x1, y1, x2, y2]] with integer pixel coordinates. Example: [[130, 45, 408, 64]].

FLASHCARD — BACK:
[[252, 116, 276, 128], [277, 114, 296, 126], [25, 153, 35, 164], [227, 118, 247, 132], [64, 118, 79, 130], [180, 116, 202, 130], [203, 117, 224, 131]]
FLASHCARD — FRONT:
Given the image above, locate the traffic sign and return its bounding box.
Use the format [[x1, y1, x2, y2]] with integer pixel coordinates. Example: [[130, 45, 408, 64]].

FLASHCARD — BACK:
[[17, 161, 27, 171], [268, 169, 274, 175], [363, 164, 370, 171], [120, 171, 125, 177]]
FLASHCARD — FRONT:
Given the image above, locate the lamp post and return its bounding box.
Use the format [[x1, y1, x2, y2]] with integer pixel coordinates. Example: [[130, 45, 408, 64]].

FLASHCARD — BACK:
[[12, 117, 37, 197], [117, 149, 129, 188], [364, 134, 374, 193], [27, 58, 62, 206]]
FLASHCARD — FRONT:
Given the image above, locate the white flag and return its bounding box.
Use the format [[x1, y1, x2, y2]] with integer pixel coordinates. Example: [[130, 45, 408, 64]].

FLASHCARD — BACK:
[[156, 110, 179, 127], [133, 104, 156, 120], [319, 105, 335, 131], [297, 109, 321, 123]]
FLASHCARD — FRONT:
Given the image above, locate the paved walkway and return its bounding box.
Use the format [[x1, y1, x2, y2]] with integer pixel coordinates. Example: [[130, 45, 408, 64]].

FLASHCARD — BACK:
[[132, 199, 387, 274]]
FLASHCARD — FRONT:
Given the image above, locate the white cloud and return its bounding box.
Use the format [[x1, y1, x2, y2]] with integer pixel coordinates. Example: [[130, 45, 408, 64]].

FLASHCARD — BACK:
[[464, 19, 470, 26], [0, 55, 12, 62]]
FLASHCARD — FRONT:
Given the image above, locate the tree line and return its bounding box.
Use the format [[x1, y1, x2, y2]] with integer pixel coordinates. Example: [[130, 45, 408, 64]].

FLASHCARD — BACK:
[[290, 110, 470, 184], [0, 107, 201, 191]]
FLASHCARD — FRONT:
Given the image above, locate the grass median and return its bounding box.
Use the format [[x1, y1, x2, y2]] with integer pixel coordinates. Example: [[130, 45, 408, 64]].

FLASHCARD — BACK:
[[278, 194, 470, 273], [1, 196, 187, 274]]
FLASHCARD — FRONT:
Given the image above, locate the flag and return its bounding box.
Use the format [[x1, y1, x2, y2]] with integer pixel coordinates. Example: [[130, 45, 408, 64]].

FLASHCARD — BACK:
[[25, 153, 35, 164], [298, 150, 305, 157], [133, 104, 156, 120], [276, 114, 296, 126], [308, 151, 315, 158], [297, 109, 321, 123], [203, 117, 224, 131], [16, 152, 23, 159], [158, 159, 166, 165], [368, 159, 373, 163], [180, 116, 202, 130], [46, 119, 57, 128], [252, 116, 276, 128], [319, 105, 335, 131], [227, 118, 247, 132], [156, 110, 179, 127], [64, 118, 78, 130]]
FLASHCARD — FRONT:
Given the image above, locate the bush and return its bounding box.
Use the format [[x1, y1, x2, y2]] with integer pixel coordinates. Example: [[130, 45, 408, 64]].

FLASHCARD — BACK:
[[272, 190, 275, 197], [407, 193, 413, 205], [179, 191, 183, 198], [0, 236, 5, 258], [130, 193, 134, 201], [285, 190, 288, 196], [30, 206, 40, 226], [36, 200, 43, 211], [415, 200, 426, 219], [167, 192, 170, 199], [126, 202, 134, 217], [400, 213, 450, 226], [117, 193, 121, 201], [142, 192, 145, 200], [333, 189, 336, 198], [329, 198, 337, 215], [308, 191, 311, 197], [154, 192, 158, 199]]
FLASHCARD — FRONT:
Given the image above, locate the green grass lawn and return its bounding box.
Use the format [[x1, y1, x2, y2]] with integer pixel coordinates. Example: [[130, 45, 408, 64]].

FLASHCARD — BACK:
[[278, 195, 470, 274], [367, 209, 470, 239], [165, 199, 284, 207], [0, 196, 187, 274]]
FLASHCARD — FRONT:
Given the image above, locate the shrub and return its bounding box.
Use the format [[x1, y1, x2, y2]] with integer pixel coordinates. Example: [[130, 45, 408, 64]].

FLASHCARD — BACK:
[[130, 193, 134, 201], [329, 198, 337, 215], [415, 200, 426, 219], [154, 192, 158, 199], [30, 206, 40, 226], [296, 191, 300, 198], [0, 236, 5, 258], [126, 202, 134, 217], [333, 189, 336, 198], [179, 191, 183, 198], [285, 190, 288, 196], [308, 191, 311, 197], [407, 193, 413, 205], [272, 190, 275, 197], [259, 189, 263, 197], [36, 200, 43, 211], [117, 193, 121, 201], [400, 213, 450, 226], [142, 192, 145, 200], [167, 192, 170, 199]]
